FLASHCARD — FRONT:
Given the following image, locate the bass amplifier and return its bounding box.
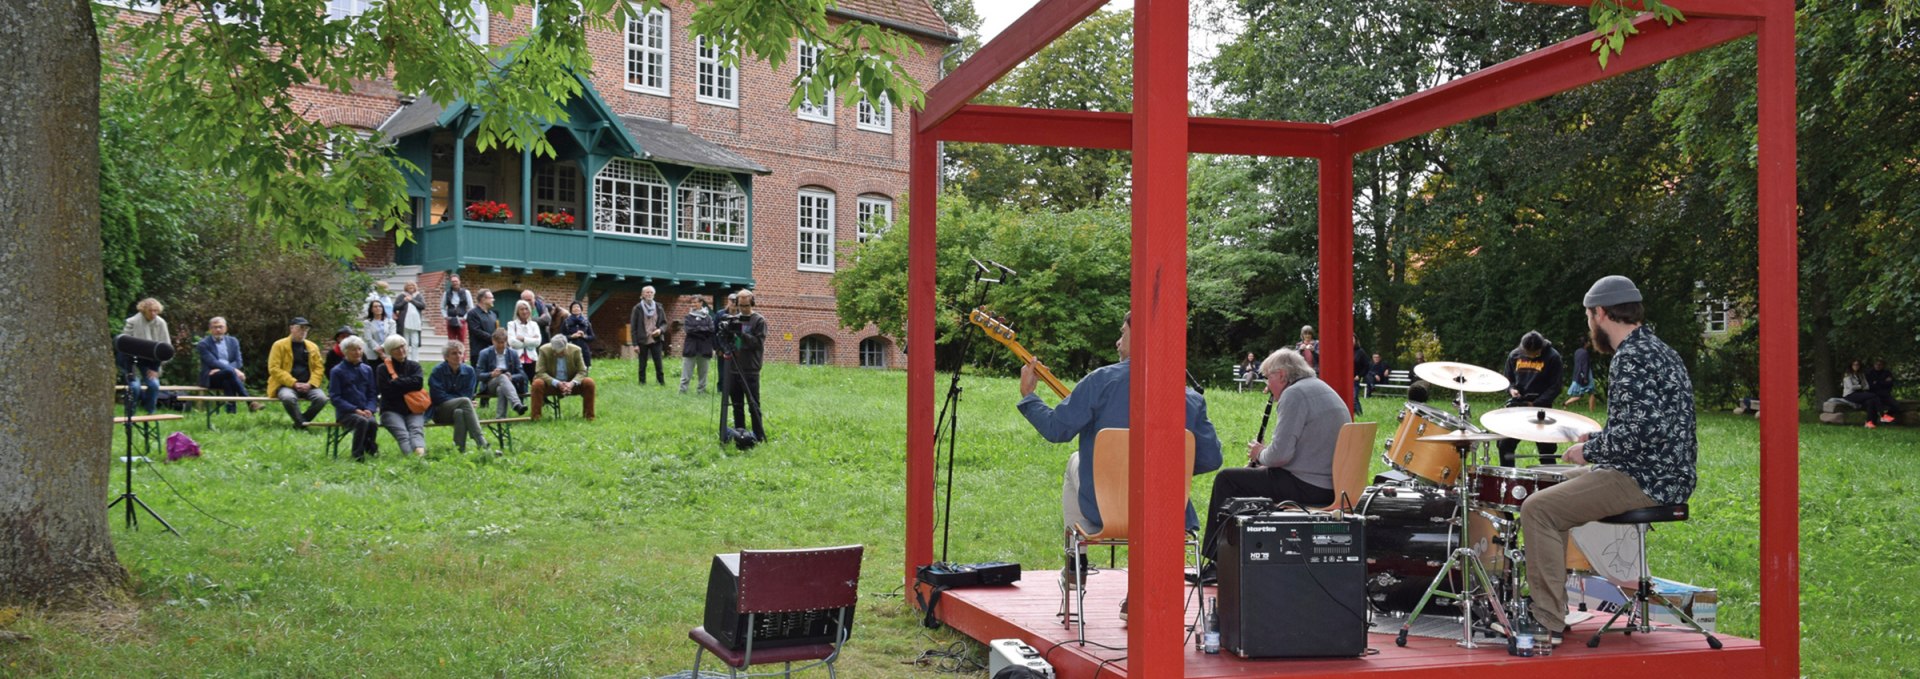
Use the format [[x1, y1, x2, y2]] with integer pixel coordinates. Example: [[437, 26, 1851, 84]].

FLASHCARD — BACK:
[[703, 553, 857, 650], [1218, 512, 1368, 658]]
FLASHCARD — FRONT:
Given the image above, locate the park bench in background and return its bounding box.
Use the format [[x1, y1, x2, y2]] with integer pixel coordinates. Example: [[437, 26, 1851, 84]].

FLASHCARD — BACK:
[[1374, 369, 1414, 396], [309, 416, 531, 458], [176, 395, 276, 428], [1819, 398, 1919, 426]]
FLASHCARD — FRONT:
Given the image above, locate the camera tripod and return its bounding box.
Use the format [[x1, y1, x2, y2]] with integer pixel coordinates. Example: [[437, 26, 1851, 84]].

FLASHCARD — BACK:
[[113, 367, 179, 535]]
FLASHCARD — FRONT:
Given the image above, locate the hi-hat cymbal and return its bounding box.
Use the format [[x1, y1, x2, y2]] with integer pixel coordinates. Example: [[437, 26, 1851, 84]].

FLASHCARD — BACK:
[[1412, 361, 1511, 393], [1416, 431, 1505, 444], [1480, 407, 1602, 443]]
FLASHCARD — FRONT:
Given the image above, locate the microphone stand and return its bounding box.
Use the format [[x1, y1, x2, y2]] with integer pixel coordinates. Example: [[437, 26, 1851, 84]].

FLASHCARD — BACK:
[[111, 359, 178, 535], [930, 260, 1001, 566]]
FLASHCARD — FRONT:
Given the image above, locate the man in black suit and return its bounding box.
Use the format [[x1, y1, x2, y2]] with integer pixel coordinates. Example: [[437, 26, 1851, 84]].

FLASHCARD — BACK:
[[465, 289, 500, 366]]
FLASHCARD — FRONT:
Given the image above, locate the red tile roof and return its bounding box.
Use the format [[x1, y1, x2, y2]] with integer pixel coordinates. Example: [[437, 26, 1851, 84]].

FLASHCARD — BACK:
[[835, 0, 954, 41]]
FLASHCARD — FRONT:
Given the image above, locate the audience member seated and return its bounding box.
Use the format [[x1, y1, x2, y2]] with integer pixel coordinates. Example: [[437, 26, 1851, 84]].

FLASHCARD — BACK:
[[428, 341, 493, 455], [1365, 354, 1390, 397], [122, 297, 171, 414], [1233, 352, 1259, 390], [1197, 348, 1351, 576], [324, 326, 354, 375], [328, 337, 380, 460], [376, 335, 428, 457], [531, 334, 596, 420], [476, 329, 529, 417], [1843, 359, 1894, 428], [196, 316, 261, 413], [1868, 359, 1901, 421], [268, 317, 330, 428]]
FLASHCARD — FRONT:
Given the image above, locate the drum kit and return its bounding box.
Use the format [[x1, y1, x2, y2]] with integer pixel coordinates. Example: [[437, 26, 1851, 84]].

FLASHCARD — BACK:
[[1356, 361, 1615, 648]]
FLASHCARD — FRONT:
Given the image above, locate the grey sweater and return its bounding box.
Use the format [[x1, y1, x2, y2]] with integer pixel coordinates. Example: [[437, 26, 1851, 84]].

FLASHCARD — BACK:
[[1258, 376, 1351, 489]]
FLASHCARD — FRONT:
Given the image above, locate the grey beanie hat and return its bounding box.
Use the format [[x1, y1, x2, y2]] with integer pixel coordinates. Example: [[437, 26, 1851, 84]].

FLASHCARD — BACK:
[[1584, 275, 1643, 308]]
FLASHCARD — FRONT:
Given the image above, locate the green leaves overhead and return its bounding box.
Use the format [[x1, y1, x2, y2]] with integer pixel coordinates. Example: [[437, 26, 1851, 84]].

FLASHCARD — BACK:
[[101, 0, 928, 259]]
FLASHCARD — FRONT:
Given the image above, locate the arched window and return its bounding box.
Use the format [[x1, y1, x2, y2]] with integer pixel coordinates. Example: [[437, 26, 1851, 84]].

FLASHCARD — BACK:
[[679, 170, 748, 245], [858, 337, 889, 369], [798, 335, 832, 366], [593, 158, 670, 238]]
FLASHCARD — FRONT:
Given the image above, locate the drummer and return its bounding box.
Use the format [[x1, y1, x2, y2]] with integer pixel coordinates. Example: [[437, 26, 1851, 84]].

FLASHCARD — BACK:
[[1194, 348, 1350, 580], [1521, 275, 1698, 646], [1497, 330, 1565, 466]]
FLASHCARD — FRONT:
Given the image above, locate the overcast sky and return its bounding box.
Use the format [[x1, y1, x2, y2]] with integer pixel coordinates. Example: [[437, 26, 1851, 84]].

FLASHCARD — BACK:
[[977, 1, 1135, 43]]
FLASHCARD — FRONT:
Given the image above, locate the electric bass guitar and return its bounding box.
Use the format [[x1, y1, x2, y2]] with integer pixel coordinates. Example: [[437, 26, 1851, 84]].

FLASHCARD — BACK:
[[967, 308, 1070, 399]]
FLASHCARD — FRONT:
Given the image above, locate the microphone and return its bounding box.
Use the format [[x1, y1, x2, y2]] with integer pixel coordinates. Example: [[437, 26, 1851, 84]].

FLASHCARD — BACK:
[[114, 334, 175, 363], [992, 261, 1017, 278], [971, 258, 1001, 284]]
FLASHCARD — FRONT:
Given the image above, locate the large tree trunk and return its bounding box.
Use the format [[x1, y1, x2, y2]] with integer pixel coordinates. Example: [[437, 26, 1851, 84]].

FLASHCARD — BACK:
[[0, 0, 128, 606]]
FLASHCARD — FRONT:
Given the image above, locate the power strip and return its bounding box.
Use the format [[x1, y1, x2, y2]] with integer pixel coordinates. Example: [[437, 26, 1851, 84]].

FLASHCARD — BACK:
[[986, 639, 1055, 678]]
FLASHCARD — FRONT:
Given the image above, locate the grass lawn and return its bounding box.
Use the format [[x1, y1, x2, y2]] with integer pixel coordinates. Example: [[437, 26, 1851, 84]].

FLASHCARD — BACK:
[[3, 360, 1916, 676]]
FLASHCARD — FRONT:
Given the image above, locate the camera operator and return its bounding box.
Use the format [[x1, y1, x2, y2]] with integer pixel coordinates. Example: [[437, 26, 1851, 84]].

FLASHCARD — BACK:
[[716, 289, 767, 443]]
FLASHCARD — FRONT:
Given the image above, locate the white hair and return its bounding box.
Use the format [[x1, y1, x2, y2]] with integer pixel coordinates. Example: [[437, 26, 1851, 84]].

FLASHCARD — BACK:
[[549, 333, 569, 347], [382, 334, 410, 354], [1260, 348, 1316, 382], [340, 336, 366, 353]]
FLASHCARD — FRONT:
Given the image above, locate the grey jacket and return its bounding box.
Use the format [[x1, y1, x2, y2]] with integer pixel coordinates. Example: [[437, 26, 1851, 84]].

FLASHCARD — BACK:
[[1258, 376, 1351, 489]]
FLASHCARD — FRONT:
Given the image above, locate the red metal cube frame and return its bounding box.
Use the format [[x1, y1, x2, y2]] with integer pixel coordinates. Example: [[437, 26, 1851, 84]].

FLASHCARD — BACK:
[[905, 1, 1799, 676]]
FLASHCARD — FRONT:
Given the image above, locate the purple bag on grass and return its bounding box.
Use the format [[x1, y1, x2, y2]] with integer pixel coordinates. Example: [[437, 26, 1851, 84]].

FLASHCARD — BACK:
[[165, 431, 201, 462]]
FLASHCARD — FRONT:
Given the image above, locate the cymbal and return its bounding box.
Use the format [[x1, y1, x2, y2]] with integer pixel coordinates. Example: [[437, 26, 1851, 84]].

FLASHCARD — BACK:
[[1416, 431, 1505, 444], [1412, 361, 1511, 393], [1480, 407, 1602, 443]]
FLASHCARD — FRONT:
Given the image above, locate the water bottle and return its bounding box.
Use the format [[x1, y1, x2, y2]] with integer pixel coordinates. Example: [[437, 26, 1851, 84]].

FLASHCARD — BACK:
[[1508, 605, 1535, 658], [1202, 596, 1221, 654]]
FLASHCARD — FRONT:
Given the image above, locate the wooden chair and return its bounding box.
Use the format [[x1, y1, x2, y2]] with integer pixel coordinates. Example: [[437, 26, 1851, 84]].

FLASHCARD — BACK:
[[1060, 427, 1198, 640], [690, 545, 863, 678], [1312, 422, 1378, 512]]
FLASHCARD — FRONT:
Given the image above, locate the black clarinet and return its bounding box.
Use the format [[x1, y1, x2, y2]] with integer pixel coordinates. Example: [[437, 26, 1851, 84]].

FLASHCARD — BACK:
[[1249, 394, 1276, 468]]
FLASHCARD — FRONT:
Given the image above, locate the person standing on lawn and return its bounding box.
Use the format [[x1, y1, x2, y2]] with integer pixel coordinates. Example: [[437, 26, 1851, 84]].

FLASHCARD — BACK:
[[630, 285, 667, 385]]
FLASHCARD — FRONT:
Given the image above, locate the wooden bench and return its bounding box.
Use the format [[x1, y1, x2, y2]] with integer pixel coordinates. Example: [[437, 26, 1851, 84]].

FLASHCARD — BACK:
[[1732, 397, 1762, 416], [1819, 397, 1919, 426], [1372, 369, 1415, 396], [176, 395, 277, 429], [310, 416, 532, 458], [115, 385, 208, 394], [111, 413, 186, 453]]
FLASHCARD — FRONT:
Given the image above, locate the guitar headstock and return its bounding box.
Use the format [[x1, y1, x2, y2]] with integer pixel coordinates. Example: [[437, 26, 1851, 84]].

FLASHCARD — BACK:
[[967, 307, 1016, 342]]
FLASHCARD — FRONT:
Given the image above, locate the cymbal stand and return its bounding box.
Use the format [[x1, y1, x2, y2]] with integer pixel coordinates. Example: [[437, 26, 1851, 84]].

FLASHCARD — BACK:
[[1394, 442, 1509, 649]]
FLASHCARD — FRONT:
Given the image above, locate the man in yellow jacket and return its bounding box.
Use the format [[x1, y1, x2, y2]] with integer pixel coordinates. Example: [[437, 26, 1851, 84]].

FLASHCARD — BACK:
[[268, 317, 331, 428]]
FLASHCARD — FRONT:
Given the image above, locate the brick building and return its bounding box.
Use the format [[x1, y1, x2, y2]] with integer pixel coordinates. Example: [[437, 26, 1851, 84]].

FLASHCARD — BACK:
[[104, 0, 955, 369]]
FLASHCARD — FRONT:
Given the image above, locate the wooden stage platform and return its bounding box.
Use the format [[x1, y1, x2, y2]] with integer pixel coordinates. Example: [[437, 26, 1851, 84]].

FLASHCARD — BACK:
[[934, 571, 1763, 678]]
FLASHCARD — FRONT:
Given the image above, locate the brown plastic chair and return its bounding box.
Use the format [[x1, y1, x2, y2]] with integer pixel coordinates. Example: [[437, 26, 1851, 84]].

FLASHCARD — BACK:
[[1060, 427, 1198, 640], [690, 545, 864, 678]]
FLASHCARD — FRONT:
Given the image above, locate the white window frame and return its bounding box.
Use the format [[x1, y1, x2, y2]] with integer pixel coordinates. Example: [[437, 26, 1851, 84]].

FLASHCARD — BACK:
[[856, 196, 892, 243], [857, 95, 892, 133], [678, 171, 749, 246], [696, 36, 739, 108], [623, 7, 670, 96], [858, 337, 888, 369], [95, 0, 160, 14], [799, 336, 831, 366], [592, 158, 672, 239], [1700, 299, 1731, 334], [795, 41, 833, 123], [464, 0, 489, 45], [797, 189, 836, 273]]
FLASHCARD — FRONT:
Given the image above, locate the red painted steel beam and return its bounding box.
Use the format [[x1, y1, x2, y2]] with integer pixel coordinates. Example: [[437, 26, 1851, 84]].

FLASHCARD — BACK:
[[1335, 14, 1756, 154], [934, 105, 1336, 157], [1128, 0, 1189, 675], [1318, 153, 1356, 413], [905, 120, 938, 588], [1754, 6, 1800, 677], [1501, 0, 1771, 19], [918, 0, 1112, 133]]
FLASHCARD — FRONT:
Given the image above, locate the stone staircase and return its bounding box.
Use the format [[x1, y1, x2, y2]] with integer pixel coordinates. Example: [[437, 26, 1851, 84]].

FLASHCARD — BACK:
[[364, 264, 450, 357]]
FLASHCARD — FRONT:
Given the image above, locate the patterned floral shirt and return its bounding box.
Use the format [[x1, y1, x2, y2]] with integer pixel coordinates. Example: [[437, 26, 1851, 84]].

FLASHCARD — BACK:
[[1585, 325, 1697, 505]]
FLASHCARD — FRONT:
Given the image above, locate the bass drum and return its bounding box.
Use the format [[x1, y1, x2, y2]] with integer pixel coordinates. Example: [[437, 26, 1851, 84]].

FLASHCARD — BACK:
[[1358, 485, 1507, 615]]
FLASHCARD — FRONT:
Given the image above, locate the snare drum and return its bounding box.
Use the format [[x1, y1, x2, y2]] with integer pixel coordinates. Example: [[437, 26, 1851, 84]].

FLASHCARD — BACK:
[[1385, 403, 1476, 486], [1358, 485, 1506, 614], [1466, 465, 1569, 512]]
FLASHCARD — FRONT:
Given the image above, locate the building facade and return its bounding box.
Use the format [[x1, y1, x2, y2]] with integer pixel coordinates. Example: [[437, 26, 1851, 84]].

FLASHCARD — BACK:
[[106, 0, 954, 369]]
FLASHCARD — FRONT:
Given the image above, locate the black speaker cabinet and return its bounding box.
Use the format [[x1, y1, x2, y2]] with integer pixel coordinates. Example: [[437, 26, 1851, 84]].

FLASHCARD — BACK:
[[1217, 513, 1368, 658]]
